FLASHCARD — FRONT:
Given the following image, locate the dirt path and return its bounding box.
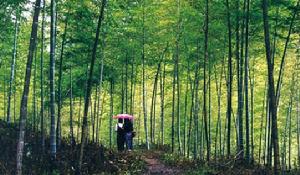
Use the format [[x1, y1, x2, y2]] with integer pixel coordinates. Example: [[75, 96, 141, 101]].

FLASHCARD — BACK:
[[142, 151, 181, 175]]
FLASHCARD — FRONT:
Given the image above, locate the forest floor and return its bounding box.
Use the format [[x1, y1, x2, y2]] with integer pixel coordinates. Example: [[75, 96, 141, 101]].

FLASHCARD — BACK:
[[0, 120, 145, 174], [141, 150, 182, 174], [1, 120, 300, 175]]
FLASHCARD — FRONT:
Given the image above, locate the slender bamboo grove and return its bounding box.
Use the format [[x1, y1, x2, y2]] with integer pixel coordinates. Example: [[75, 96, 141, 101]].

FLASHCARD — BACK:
[[0, 0, 299, 174]]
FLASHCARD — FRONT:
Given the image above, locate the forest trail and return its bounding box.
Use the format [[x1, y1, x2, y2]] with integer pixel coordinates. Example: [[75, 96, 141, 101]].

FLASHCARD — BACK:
[[141, 151, 182, 175]]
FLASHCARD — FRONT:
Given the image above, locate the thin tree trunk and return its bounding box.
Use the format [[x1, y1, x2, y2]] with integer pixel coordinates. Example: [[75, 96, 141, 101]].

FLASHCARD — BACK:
[[150, 60, 162, 144], [92, 88, 97, 143], [259, 81, 267, 164], [77, 95, 82, 143], [40, 0, 45, 152], [13, 86, 16, 123], [33, 44, 37, 132], [16, 0, 41, 174], [285, 69, 297, 170], [4, 68, 6, 124], [121, 66, 124, 113], [78, 0, 106, 172], [187, 72, 195, 158], [288, 99, 292, 171], [244, 0, 250, 163], [262, 0, 280, 173], [275, 0, 299, 106], [171, 55, 176, 153], [193, 46, 201, 159], [125, 54, 128, 113], [208, 60, 211, 159], [236, 0, 245, 159], [249, 54, 255, 163], [282, 97, 292, 172], [49, 0, 57, 160], [214, 57, 225, 159], [225, 0, 233, 157], [96, 34, 105, 144], [297, 40, 300, 167], [109, 78, 113, 149], [183, 61, 190, 155], [56, 16, 68, 148], [142, 1, 149, 150], [160, 62, 166, 145], [7, 10, 19, 124], [98, 92, 106, 143], [69, 64, 75, 145], [130, 55, 135, 115], [203, 0, 210, 161], [176, 55, 181, 154], [175, 0, 182, 154]]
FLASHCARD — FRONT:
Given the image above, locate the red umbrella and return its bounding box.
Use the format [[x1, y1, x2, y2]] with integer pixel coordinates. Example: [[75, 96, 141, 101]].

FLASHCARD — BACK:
[[113, 114, 134, 120]]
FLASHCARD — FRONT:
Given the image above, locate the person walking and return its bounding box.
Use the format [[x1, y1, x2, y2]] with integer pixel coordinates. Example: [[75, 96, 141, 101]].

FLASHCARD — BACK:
[[116, 118, 125, 151], [124, 118, 134, 150]]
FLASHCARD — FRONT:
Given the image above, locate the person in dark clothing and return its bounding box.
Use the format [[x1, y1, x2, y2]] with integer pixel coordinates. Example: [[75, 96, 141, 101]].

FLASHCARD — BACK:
[[116, 118, 125, 151], [124, 118, 134, 150]]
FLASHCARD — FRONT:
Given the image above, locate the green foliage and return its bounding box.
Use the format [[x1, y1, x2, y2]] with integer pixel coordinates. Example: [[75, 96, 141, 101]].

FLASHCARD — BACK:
[[0, 0, 300, 172]]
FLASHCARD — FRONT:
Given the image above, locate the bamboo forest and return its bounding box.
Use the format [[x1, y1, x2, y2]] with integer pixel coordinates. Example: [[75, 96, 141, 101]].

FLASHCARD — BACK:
[[0, 0, 299, 174]]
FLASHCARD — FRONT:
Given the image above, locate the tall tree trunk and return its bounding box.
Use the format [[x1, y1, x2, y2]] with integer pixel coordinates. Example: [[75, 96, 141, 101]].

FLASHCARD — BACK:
[[96, 34, 105, 144], [208, 59, 211, 158], [259, 81, 267, 164], [3, 67, 6, 123], [56, 16, 68, 149], [121, 65, 124, 113], [225, 0, 233, 157], [142, 1, 149, 150], [78, 0, 106, 172], [7, 10, 19, 124], [203, 0, 210, 161], [297, 39, 300, 167], [183, 61, 190, 155], [175, 0, 182, 154], [16, 0, 41, 174], [130, 55, 135, 115], [125, 54, 128, 113], [275, 0, 299, 106], [262, 0, 280, 173], [69, 64, 75, 146], [92, 88, 97, 143], [171, 55, 176, 153], [187, 71, 195, 158], [176, 53, 181, 154], [13, 86, 16, 123], [160, 62, 165, 145], [249, 55, 255, 163], [288, 99, 292, 171], [49, 0, 57, 160], [98, 92, 106, 143], [33, 45, 37, 132], [150, 60, 162, 144], [40, 0, 45, 152], [193, 45, 201, 159], [285, 68, 297, 170], [237, 0, 245, 159], [109, 78, 113, 149], [282, 96, 293, 172], [214, 57, 225, 159], [244, 0, 250, 163], [77, 95, 82, 143]]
